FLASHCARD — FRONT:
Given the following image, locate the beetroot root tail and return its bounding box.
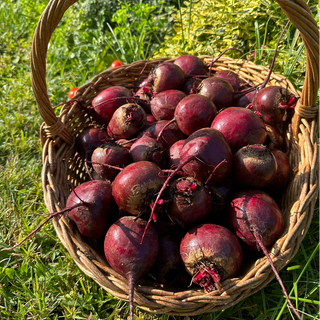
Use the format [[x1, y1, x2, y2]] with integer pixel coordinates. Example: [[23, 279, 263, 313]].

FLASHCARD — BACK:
[[253, 230, 301, 319], [0, 203, 83, 252]]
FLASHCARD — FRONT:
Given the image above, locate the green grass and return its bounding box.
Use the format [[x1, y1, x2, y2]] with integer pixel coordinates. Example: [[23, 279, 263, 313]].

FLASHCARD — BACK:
[[0, 0, 319, 319]]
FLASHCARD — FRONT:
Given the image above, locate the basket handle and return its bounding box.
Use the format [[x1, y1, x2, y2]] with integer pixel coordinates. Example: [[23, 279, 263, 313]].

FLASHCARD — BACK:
[[275, 0, 319, 136], [31, 0, 318, 145], [31, 0, 77, 145]]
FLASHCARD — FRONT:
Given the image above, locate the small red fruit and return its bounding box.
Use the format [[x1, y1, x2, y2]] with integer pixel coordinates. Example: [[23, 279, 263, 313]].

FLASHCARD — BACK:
[[68, 87, 79, 99], [110, 60, 123, 69]]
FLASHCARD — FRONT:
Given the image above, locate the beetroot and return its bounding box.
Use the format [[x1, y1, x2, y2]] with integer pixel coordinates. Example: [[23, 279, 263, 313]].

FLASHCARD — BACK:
[[228, 188, 300, 319], [107, 103, 146, 139], [91, 86, 132, 125], [169, 139, 186, 167], [138, 74, 154, 88], [104, 216, 159, 320], [179, 128, 233, 184], [232, 89, 257, 108], [134, 86, 152, 113], [228, 189, 284, 251], [232, 144, 277, 188], [263, 148, 290, 195], [180, 224, 242, 292], [211, 107, 267, 152], [265, 124, 284, 149], [252, 86, 296, 125], [168, 177, 212, 228], [139, 120, 185, 149], [75, 127, 109, 160], [91, 142, 131, 181], [174, 54, 208, 76], [150, 221, 184, 284], [129, 136, 168, 168], [213, 70, 241, 91], [112, 161, 166, 216], [66, 180, 118, 239], [174, 94, 217, 136], [181, 77, 201, 95], [198, 77, 234, 110], [146, 114, 157, 125], [153, 63, 185, 93], [150, 89, 186, 120]]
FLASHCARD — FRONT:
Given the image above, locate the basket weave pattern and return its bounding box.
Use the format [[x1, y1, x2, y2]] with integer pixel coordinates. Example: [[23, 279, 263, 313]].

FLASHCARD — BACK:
[[30, 0, 319, 315]]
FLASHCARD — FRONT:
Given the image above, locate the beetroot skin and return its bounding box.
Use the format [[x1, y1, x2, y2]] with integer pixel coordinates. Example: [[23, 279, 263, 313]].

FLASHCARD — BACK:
[[211, 107, 267, 152], [91, 86, 132, 125], [180, 128, 233, 184], [228, 189, 284, 250], [112, 161, 166, 215], [168, 177, 213, 228], [91, 142, 131, 181], [174, 94, 217, 136], [153, 63, 185, 93], [198, 77, 234, 110], [174, 54, 208, 76], [180, 224, 242, 292], [75, 127, 109, 160], [107, 103, 146, 139], [232, 144, 277, 188], [66, 180, 118, 239], [104, 216, 159, 320]]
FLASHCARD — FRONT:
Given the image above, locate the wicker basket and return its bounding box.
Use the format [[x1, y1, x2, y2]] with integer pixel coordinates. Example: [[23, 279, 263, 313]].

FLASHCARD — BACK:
[[30, 0, 319, 316]]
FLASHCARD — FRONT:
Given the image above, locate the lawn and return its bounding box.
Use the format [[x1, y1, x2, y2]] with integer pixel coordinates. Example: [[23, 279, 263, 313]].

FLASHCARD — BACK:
[[0, 0, 318, 319]]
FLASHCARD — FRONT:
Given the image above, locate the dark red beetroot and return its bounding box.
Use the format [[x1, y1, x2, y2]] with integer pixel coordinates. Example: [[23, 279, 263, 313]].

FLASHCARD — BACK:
[[150, 221, 185, 284], [153, 63, 185, 93], [263, 148, 290, 195], [134, 86, 153, 113], [228, 189, 284, 251], [116, 138, 136, 150], [150, 89, 186, 120], [181, 77, 201, 95], [107, 103, 146, 140], [207, 175, 236, 225], [198, 77, 234, 110], [112, 161, 166, 216], [174, 94, 217, 136], [265, 124, 284, 149], [168, 177, 212, 228], [180, 128, 233, 184], [211, 107, 267, 152], [91, 86, 132, 125], [252, 86, 296, 125], [169, 139, 186, 167], [232, 144, 277, 188], [138, 74, 154, 88], [146, 114, 157, 125], [228, 188, 300, 318], [213, 70, 241, 91], [174, 54, 208, 76], [129, 136, 168, 168], [91, 142, 131, 181], [139, 120, 185, 149], [66, 180, 118, 239], [75, 127, 109, 160], [232, 89, 257, 108], [180, 224, 242, 292], [104, 216, 159, 320]]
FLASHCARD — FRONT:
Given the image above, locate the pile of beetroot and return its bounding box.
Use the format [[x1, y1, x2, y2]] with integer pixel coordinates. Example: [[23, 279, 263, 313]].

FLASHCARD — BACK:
[[3, 54, 300, 319], [66, 54, 300, 319]]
